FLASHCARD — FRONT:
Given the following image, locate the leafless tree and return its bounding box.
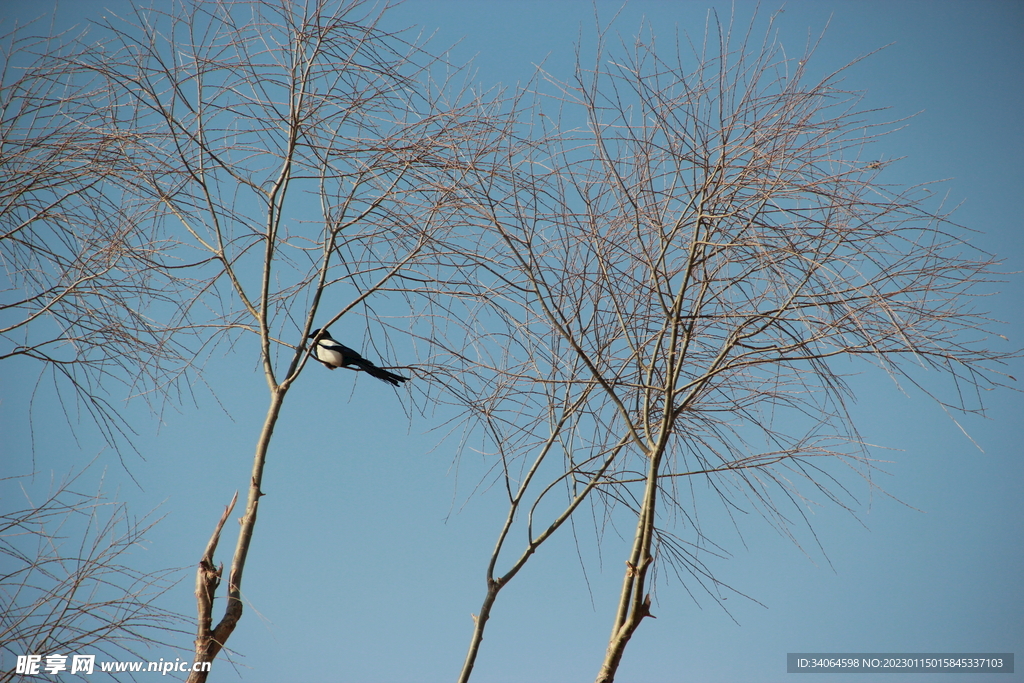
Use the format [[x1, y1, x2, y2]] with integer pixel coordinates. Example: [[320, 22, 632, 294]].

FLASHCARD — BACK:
[[1, 19, 192, 680], [436, 14, 1017, 683], [45, 1, 507, 678], [0, 466, 186, 683]]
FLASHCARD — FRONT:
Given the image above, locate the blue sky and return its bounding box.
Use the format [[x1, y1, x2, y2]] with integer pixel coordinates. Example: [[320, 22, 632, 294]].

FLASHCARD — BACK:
[[2, 1, 1022, 682]]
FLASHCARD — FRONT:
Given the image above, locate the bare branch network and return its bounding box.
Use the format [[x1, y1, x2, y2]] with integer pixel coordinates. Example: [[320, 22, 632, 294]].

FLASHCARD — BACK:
[[0, 467, 187, 683]]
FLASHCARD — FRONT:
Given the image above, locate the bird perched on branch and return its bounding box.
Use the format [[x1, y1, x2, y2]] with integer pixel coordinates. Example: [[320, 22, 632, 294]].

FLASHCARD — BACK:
[[307, 328, 408, 386]]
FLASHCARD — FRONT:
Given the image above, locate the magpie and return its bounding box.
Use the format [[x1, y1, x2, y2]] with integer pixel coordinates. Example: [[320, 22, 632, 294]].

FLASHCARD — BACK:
[[307, 328, 408, 386]]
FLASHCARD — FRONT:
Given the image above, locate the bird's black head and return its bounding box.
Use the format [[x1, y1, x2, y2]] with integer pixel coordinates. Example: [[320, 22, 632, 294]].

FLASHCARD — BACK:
[[308, 328, 326, 339]]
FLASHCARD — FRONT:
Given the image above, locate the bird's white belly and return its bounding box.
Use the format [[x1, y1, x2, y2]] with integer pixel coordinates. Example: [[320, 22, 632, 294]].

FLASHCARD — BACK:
[[316, 346, 345, 367]]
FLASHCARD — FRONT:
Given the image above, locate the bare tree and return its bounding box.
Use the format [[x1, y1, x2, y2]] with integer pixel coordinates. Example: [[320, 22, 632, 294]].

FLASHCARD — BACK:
[[1, 19, 193, 679], [47, 1, 507, 678], [437, 13, 1016, 682], [0, 466, 186, 683]]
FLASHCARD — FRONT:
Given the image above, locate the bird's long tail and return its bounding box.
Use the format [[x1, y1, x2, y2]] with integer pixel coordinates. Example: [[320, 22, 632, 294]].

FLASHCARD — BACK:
[[354, 359, 409, 386]]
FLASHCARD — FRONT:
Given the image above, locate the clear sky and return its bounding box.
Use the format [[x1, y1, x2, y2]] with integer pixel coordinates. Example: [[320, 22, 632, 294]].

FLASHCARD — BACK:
[[2, 1, 1022, 682]]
